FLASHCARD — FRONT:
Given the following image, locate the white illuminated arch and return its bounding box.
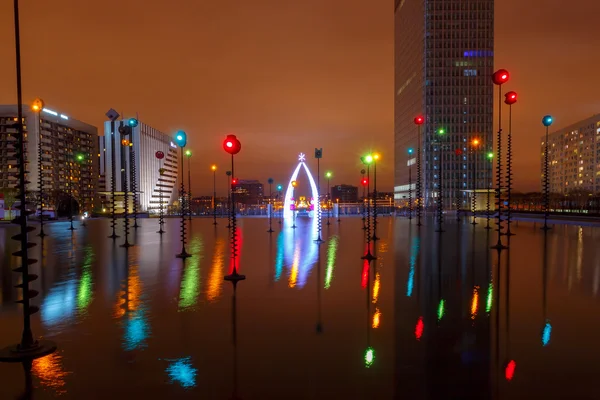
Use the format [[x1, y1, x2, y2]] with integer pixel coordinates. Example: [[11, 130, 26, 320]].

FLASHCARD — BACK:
[[283, 153, 320, 220]]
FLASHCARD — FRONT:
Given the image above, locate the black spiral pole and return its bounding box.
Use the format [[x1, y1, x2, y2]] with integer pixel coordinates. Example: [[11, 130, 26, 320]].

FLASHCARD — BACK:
[[226, 171, 232, 229], [35, 102, 46, 237], [504, 93, 517, 236], [68, 161, 75, 231], [212, 166, 217, 225], [455, 186, 461, 222], [414, 116, 424, 227], [361, 169, 366, 230], [78, 157, 86, 227], [408, 155, 412, 220], [361, 163, 376, 261], [471, 142, 478, 225], [491, 69, 509, 250], [267, 178, 274, 233], [130, 140, 139, 229], [436, 130, 445, 233], [372, 156, 379, 241], [187, 152, 192, 223], [108, 119, 119, 239], [541, 115, 554, 231], [176, 144, 190, 259], [315, 150, 323, 243], [224, 134, 245, 282], [157, 167, 165, 234], [120, 126, 131, 248], [0, 0, 56, 362]]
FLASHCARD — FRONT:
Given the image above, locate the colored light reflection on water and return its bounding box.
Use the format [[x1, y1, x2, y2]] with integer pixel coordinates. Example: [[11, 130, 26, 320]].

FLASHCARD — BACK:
[[324, 235, 338, 289], [364, 347, 375, 368], [542, 322, 552, 346], [32, 352, 70, 395], [179, 236, 203, 311], [486, 280, 493, 313], [274, 231, 285, 281], [437, 299, 445, 321], [372, 307, 381, 329], [406, 235, 420, 297], [471, 286, 479, 320], [206, 238, 225, 302], [165, 356, 197, 389]]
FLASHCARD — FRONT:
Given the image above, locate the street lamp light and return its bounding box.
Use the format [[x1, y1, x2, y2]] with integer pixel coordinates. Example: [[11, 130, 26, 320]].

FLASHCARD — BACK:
[[504, 91, 518, 236], [491, 68, 510, 250], [174, 130, 190, 259], [541, 115, 554, 231], [185, 149, 193, 222]]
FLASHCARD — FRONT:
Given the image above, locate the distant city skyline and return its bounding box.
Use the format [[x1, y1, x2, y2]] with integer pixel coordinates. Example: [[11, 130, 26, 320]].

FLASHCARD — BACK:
[[0, 0, 599, 193]]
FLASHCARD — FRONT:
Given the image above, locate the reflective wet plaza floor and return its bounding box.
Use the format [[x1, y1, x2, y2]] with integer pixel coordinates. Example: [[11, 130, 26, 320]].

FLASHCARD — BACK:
[[1, 216, 600, 399]]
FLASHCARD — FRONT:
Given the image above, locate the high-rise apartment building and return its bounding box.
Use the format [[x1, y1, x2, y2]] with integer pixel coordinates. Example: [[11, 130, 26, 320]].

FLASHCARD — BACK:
[[100, 120, 179, 213], [394, 0, 494, 208], [0, 105, 98, 212], [542, 114, 600, 195]]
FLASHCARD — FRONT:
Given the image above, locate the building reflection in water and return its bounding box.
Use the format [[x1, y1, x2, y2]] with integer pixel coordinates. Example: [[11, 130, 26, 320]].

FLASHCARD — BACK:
[[32, 352, 70, 395], [165, 356, 197, 389], [278, 218, 318, 289], [179, 235, 203, 311], [206, 238, 225, 302]]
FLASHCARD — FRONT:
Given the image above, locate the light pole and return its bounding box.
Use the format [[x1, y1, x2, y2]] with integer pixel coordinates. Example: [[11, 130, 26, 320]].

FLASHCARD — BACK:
[[267, 178, 274, 233], [372, 153, 380, 240], [541, 115, 554, 231], [67, 153, 77, 231], [185, 150, 193, 222], [155, 151, 165, 234], [119, 132, 131, 248], [127, 118, 140, 229], [485, 152, 493, 229], [226, 170, 232, 228], [408, 148, 414, 220], [315, 148, 323, 243], [223, 135, 245, 282], [325, 171, 332, 226], [291, 180, 297, 229], [504, 92, 518, 236], [491, 69, 510, 250], [277, 184, 283, 225], [174, 131, 190, 259], [32, 98, 46, 237], [470, 139, 480, 225], [76, 154, 86, 227], [436, 128, 446, 233], [210, 164, 217, 225], [414, 115, 424, 227], [0, 1, 56, 361], [361, 155, 375, 261], [361, 170, 367, 230], [106, 109, 120, 239]]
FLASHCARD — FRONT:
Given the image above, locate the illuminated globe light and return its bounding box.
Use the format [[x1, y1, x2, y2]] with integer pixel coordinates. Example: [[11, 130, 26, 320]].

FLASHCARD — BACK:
[[415, 316, 424, 340], [128, 118, 138, 127], [492, 69, 510, 85], [364, 347, 375, 367], [472, 139, 480, 146], [185, 149, 192, 157], [76, 154, 84, 161], [31, 98, 44, 112], [121, 139, 130, 146], [408, 148, 414, 155], [361, 177, 368, 186], [504, 91, 518, 105], [326, 171, 332, 178], [211, 164, 216, 171], [487, 152, 494, 159], [174, 130, 187, 147], [364, 154, 374, 164], [373, 153, 380, 161], [437, 128, 446, 135], [414, 115, 424, 125], [437, 299, 446, 321], [542, 115, 554, 127], [291, 180, 298, 188], [505, 360, 517, 381], [277, 184, 283, 191], [542, 321, 552, 346]]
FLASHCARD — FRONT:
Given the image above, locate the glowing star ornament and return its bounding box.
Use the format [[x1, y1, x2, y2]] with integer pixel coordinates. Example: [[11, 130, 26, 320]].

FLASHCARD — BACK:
[[298, 153, 306, 162]]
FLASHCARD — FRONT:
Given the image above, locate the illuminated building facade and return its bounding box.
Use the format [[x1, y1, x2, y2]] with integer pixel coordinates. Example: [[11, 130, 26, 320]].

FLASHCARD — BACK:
[[0, 104, 98, 210], [100, 120, 178, 212], [394, 0, 494, 208], [233, 180, 264, 205], [543, 114, 600, 195], [331, 184, 358, 203]]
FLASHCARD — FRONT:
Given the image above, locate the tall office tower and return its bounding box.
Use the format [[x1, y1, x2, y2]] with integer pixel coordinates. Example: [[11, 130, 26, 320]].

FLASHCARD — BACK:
[[100, 120, 178, 212], [394, 0, 494, 209], [0, 105, 98, 212]]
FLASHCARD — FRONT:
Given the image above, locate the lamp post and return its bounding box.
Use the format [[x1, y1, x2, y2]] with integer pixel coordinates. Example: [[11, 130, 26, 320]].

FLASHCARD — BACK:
[[67, 154, 77, 231], [210, 164, 217, 225], [491, 69, 510, 250], [185, 149, 193, 222], [541, 115, 554, 231], [336, 198, 340, 222], [414, 115, 425, 226], [277, 184, 283, 225], [504, 92, 518, 236], [155, 151, 165, 234], [291, 180, 297, 229], [106, 109, 120, 239], [223, 134, 245, 282], [407, 148, 414, 220], [470, 139, 480, 225], [486, 152, 493, 229], [325, 171, 332, 226], [0, 1, 57, 361], [315, 148, 323, 243], [372, 153, 380, 240], [361, 170, 367, 229], [226, 171, 232, 228], [174, 131, 190, 259], [361, 155, 376, 261], [436, 128, 446, 233], [32, 98, 47, 237], [76, 154, 86, 227], [267, 178, 274, 233], [127, 118, 140, 229], [119, 132, 131, 248]]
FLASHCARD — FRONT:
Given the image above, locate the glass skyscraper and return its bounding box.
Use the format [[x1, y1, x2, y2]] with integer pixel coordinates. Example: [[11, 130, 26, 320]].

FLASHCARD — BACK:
[[394, 0, 494, 209]]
